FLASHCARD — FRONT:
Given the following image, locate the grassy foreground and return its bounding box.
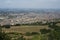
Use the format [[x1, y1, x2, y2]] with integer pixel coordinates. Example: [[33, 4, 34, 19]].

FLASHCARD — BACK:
[[1, 22, 60, 40]]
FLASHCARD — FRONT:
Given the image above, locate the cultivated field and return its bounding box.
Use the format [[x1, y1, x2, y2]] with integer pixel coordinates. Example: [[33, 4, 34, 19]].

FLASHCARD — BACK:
[[2, 25, 49, 33]]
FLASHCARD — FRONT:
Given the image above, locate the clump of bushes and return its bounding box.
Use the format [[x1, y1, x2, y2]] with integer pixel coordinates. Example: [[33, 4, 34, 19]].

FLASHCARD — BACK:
[[2, 25, 11, 28], [40, 29, 51, 34], [48, 22, 60, 40], [14, 24, 21, 26], [25, 32, 31, 36], [0, 32, 11, 40], [31, 32, 39, 35], [17, 36, 26, 40]]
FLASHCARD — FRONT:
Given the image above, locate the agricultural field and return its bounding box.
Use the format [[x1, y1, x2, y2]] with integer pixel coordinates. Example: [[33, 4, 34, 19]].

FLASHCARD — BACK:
[[2, 25, 48, 33]]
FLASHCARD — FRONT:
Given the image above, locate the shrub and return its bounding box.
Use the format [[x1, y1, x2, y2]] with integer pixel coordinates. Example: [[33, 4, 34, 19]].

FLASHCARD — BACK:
[[17, 36, 26, 40], [31, 32, 39, 35], [48, 22, 57, 28], [0, 32, 11, 40], [40, 29, 51, 34], [25, 32, 31, 36], [3, 25, 11, 28], [15, 24, 21, 26]]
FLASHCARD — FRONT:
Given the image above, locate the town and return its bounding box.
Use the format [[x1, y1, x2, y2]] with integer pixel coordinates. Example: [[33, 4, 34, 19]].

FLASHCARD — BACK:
[[0, 9, 60, 26]]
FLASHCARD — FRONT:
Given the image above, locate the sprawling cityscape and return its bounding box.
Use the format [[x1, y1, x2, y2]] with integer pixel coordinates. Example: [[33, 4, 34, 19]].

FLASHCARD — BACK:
[[0, 9, 60, 26]]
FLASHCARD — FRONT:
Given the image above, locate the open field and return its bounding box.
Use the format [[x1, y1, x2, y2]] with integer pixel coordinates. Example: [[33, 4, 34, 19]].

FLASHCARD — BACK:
[[2, 25, 48, 40], [2, 25, 49, 33], [2, 23, 60, 40]]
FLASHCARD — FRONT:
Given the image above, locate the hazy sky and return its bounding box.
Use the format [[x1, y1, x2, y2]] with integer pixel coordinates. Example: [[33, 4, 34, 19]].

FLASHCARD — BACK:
[[0, 0, 60, 9]]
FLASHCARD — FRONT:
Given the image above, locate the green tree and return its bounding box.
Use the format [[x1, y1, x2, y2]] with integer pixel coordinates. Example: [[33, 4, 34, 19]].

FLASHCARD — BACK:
[[17, 36, 26, 40], [40, 29, 51, 34], [0, 26, 11, 40], [48, 22, 60, 40]]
